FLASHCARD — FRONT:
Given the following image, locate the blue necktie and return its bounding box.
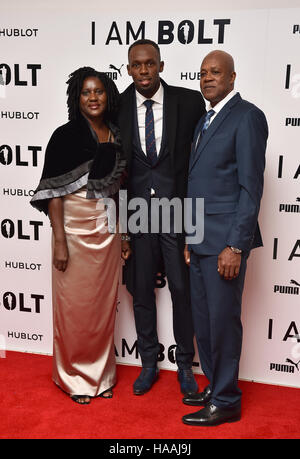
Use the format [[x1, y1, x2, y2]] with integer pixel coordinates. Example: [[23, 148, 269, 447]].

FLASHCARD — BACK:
[[144, 100, 157, 165], [201, 109, 215, 136]]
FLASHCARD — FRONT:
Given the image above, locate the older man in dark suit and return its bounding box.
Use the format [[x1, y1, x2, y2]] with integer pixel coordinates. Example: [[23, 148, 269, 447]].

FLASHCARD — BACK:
[[118, 39, 206, 396], [182, 50, 268, 426]]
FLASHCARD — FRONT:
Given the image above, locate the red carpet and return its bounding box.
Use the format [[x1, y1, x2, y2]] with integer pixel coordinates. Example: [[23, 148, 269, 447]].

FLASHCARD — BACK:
[[0, 351, 299, 439]]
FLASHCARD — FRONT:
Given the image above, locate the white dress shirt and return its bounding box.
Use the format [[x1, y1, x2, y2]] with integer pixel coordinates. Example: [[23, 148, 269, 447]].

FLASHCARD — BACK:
[[207, 90, 237, 125], [135, 83, 164, 156], [195, 90, 237, 148]]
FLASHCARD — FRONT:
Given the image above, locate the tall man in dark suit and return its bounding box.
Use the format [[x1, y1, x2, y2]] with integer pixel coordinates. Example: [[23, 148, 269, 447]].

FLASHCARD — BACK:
[[118, 39, 206, 396], [182, 50, 268, 426]]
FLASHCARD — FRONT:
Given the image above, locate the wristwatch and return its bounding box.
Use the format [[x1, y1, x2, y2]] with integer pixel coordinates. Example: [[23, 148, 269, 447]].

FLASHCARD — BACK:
[[229, 246, 242, 254]]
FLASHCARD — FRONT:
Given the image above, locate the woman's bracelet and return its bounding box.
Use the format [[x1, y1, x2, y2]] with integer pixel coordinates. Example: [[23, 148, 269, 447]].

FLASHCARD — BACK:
[[121, 234, 131, 241]]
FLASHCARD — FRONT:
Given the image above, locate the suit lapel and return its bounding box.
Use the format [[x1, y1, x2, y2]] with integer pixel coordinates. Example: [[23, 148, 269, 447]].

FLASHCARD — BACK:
[[189, 93, 241, 172], [189, 115, 206, 169], [162, 80, 178, 162], [121, 80, 179, 166]]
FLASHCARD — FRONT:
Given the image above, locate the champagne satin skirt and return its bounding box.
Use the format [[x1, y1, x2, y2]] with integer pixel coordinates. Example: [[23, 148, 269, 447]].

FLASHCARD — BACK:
[[52, 188, 121, 397]]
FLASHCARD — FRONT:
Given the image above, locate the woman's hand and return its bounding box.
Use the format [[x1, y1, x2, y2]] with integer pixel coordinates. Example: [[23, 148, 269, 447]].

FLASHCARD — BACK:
[[48, 197, 68, 271], [53, 239, 69, 272], [121, 240, 131, 261]]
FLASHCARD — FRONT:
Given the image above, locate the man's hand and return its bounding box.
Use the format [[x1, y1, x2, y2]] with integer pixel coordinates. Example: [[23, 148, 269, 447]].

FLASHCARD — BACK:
[[217, 247, 241, 280], [184, 244, 191, 266]]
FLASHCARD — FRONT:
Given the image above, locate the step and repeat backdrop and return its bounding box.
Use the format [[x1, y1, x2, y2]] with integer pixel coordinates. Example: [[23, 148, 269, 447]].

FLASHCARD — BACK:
[[0, 5, 299, 387]]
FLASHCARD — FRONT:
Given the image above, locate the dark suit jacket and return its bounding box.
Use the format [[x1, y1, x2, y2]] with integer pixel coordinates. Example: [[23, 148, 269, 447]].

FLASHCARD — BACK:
[[118, 79, 205, 293], [187, 92, 268, 255], [118, 79, 206, 204]]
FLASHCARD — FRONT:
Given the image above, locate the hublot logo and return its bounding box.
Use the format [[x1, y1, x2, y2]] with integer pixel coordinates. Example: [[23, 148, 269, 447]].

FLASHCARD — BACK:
[[4, 261, 42, 271], [1, 111, 39, 120], [180, 71, 201, 81], [7, 331, 43, 341], [2, 188, 35, 197], [0, 28, 38, 38]]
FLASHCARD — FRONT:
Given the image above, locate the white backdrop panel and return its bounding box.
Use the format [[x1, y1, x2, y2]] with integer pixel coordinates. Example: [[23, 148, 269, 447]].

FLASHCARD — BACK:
[[0, 5, 299, 387]]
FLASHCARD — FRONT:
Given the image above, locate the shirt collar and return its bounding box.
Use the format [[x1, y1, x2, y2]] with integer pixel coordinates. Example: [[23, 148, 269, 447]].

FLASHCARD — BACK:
[[136, 82, 164, 107], [207, 90, 237, 114]]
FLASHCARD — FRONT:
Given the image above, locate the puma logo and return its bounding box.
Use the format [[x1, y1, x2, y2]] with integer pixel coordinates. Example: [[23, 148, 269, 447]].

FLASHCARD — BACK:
[[290, 279, 300, 287], [286, 358, 300, 371], [109, 64, 124, 76]]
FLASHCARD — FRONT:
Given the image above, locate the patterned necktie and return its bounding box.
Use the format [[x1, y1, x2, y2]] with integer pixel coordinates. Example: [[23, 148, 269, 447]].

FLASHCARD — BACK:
[[201, 109, 215, 136], [144, 100, 157, 165]]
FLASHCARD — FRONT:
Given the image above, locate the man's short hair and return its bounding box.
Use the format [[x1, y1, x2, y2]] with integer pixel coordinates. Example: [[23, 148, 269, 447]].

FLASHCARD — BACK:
[[128, 39, 161, 60]]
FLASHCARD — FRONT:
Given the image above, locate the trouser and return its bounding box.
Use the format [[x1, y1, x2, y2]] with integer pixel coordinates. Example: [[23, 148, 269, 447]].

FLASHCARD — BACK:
[[131, 233, 195, 369], [189, 250, 248, 408]]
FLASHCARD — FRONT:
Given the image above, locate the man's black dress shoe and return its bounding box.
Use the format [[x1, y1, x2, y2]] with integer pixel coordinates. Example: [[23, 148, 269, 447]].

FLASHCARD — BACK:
[[177, 368, 198, 396], [133, 367, 158, 395], [182, 402, 241, 426], [182, 385, 212, 406]]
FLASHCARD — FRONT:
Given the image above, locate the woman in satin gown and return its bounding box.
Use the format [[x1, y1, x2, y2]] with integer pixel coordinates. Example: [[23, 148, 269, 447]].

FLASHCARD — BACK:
[[31, 67, 130, 404]]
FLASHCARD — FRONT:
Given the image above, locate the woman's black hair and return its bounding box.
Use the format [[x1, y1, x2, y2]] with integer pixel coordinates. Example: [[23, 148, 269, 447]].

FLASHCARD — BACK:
[[66, 66, 120, 122]]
